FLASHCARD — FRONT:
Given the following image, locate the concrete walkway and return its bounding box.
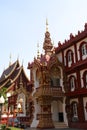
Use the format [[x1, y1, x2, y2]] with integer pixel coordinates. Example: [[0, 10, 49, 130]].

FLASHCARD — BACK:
[[24, 128, 85, 130]]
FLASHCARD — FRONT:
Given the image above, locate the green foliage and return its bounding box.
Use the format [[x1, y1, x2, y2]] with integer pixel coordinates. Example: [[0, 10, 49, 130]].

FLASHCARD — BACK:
[[0, 87, 7, 104], [1, 125, 6, 130], [0, 125, 20, 130], [7, 127, 20, 130]]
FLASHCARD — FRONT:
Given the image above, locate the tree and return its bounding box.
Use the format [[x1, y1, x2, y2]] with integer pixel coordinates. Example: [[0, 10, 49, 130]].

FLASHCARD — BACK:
[[0, 87, 7, 103]]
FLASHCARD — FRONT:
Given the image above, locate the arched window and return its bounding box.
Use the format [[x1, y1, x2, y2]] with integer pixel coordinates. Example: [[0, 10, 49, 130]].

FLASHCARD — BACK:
[[68, 51, 72, 62], [69, 76, 76, 91], [83, 71, 87, 88], [66, 50, 74, 67], [73, 103, 78, 117], [51, 77, 60, 87], [71, 102, 78, 122], [82, 44, 87, 55], [79, 42, 87, 60]]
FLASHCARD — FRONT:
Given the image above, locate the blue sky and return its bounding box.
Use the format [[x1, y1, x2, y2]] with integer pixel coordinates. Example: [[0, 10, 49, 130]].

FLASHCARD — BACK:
[[0, 0, 87, 78]]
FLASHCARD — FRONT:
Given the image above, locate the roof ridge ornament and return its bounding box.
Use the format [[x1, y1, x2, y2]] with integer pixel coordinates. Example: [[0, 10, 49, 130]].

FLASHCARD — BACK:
[[46, 18, 48, 32], [17, 54, 19, 61], [22, 59, 24, 66], [37, 42, 40, 59], [9, 53, 12, 66]]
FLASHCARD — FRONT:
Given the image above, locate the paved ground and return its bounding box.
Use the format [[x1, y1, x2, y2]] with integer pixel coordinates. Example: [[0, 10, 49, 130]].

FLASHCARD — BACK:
[[24, 128, 85, 130]]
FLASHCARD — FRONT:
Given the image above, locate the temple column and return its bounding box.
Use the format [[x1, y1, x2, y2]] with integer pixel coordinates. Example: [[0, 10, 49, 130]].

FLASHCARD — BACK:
[[37, 96, 54, 128]]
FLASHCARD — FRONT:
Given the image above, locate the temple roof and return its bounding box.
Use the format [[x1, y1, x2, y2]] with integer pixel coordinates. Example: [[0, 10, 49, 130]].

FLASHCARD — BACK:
[[0, 60, 29, 88], [0, 60, 20, 82], [10, 66, 22, 81]]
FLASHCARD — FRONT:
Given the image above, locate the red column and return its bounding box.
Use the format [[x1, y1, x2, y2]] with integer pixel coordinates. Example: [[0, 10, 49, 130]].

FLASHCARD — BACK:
[[78, 97, 85, 122]]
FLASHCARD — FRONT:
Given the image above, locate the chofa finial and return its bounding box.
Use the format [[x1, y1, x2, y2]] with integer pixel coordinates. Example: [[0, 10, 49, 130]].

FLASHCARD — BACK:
[[9, 53, 12, 66], [37, 42, 40, 59]]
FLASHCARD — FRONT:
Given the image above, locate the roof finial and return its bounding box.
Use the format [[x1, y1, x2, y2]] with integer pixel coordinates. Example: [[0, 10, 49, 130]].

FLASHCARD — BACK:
[[17, 54, 19, 61], [37, 42, 40, 59], [22, 59, 24, 66], [46, 18, 48, 32], [3, 66, 5, 71], [9, 53, 12, 66]]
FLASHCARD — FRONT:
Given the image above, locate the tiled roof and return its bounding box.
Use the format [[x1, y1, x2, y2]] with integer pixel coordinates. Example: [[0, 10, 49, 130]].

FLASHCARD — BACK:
[[11, 66, 22, 81], [0, 60, 19, 83]]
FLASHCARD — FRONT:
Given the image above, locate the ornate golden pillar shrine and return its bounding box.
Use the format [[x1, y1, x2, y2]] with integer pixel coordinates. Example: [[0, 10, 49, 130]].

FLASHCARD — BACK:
[[28, 20, 64, 128], [35, 65, 54, 128]]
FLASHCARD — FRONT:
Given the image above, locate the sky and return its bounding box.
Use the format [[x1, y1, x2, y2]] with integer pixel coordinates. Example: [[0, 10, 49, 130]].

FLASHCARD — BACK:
[[0, 0, 87, 78]]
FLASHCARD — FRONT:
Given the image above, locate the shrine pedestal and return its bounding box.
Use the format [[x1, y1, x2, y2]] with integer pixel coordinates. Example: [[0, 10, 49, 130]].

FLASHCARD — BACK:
[[37, 114, 54, 129]]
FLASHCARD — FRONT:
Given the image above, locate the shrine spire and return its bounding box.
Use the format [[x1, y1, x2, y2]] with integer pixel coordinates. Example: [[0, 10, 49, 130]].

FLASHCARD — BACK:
[[43, 20, 53, 56]]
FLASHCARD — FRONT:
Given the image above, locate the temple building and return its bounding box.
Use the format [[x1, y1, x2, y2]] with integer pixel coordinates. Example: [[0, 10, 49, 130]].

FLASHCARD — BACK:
[[0, 60, 33, 125], [0, 21, 87, 129], [55, 23, 87, 129], [28, 22, 87, 129], [28, 21, 68, 128]]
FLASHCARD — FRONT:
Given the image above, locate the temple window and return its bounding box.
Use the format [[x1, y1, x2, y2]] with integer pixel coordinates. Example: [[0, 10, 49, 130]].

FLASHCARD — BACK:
[[71, 102, 78, 122], [69, 76, 76, 91], [73, 103, 78, 117], [79, 41, 87, 60], [66, 50, 74, 67], [81, 44, 87, 56], [68, 51, 72, 62]]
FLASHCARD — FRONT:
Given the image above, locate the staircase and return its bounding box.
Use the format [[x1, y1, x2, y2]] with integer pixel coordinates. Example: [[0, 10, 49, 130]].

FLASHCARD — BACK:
[[54, 122, 68, 128]]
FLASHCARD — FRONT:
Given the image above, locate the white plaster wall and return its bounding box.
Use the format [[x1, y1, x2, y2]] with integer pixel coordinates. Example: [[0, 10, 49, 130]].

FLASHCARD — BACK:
[[58, 100, 63, 112], [56, 65, 64, 92], [51, 101, 59, 121], [68, 73, 77, 78], [31, 68, 40, 128], [51, 99, 68, 125], [70, 98, 78, 104], [30, 99, 39, 128], [68, 61, 72, 67], [56, 52, 62, 63], [32, 69, 39, 95], [63, 97, 68, 125], [82, 54, 87, 60], [83, 97, 87, 120]]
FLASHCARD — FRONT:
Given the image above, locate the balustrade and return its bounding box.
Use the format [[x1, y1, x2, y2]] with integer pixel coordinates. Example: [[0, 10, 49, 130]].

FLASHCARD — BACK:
[[35, 86, 64, 97]]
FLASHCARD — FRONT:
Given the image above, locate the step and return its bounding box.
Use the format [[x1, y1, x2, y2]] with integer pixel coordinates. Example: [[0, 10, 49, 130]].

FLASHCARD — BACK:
[[54, 122, 68, 128]]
